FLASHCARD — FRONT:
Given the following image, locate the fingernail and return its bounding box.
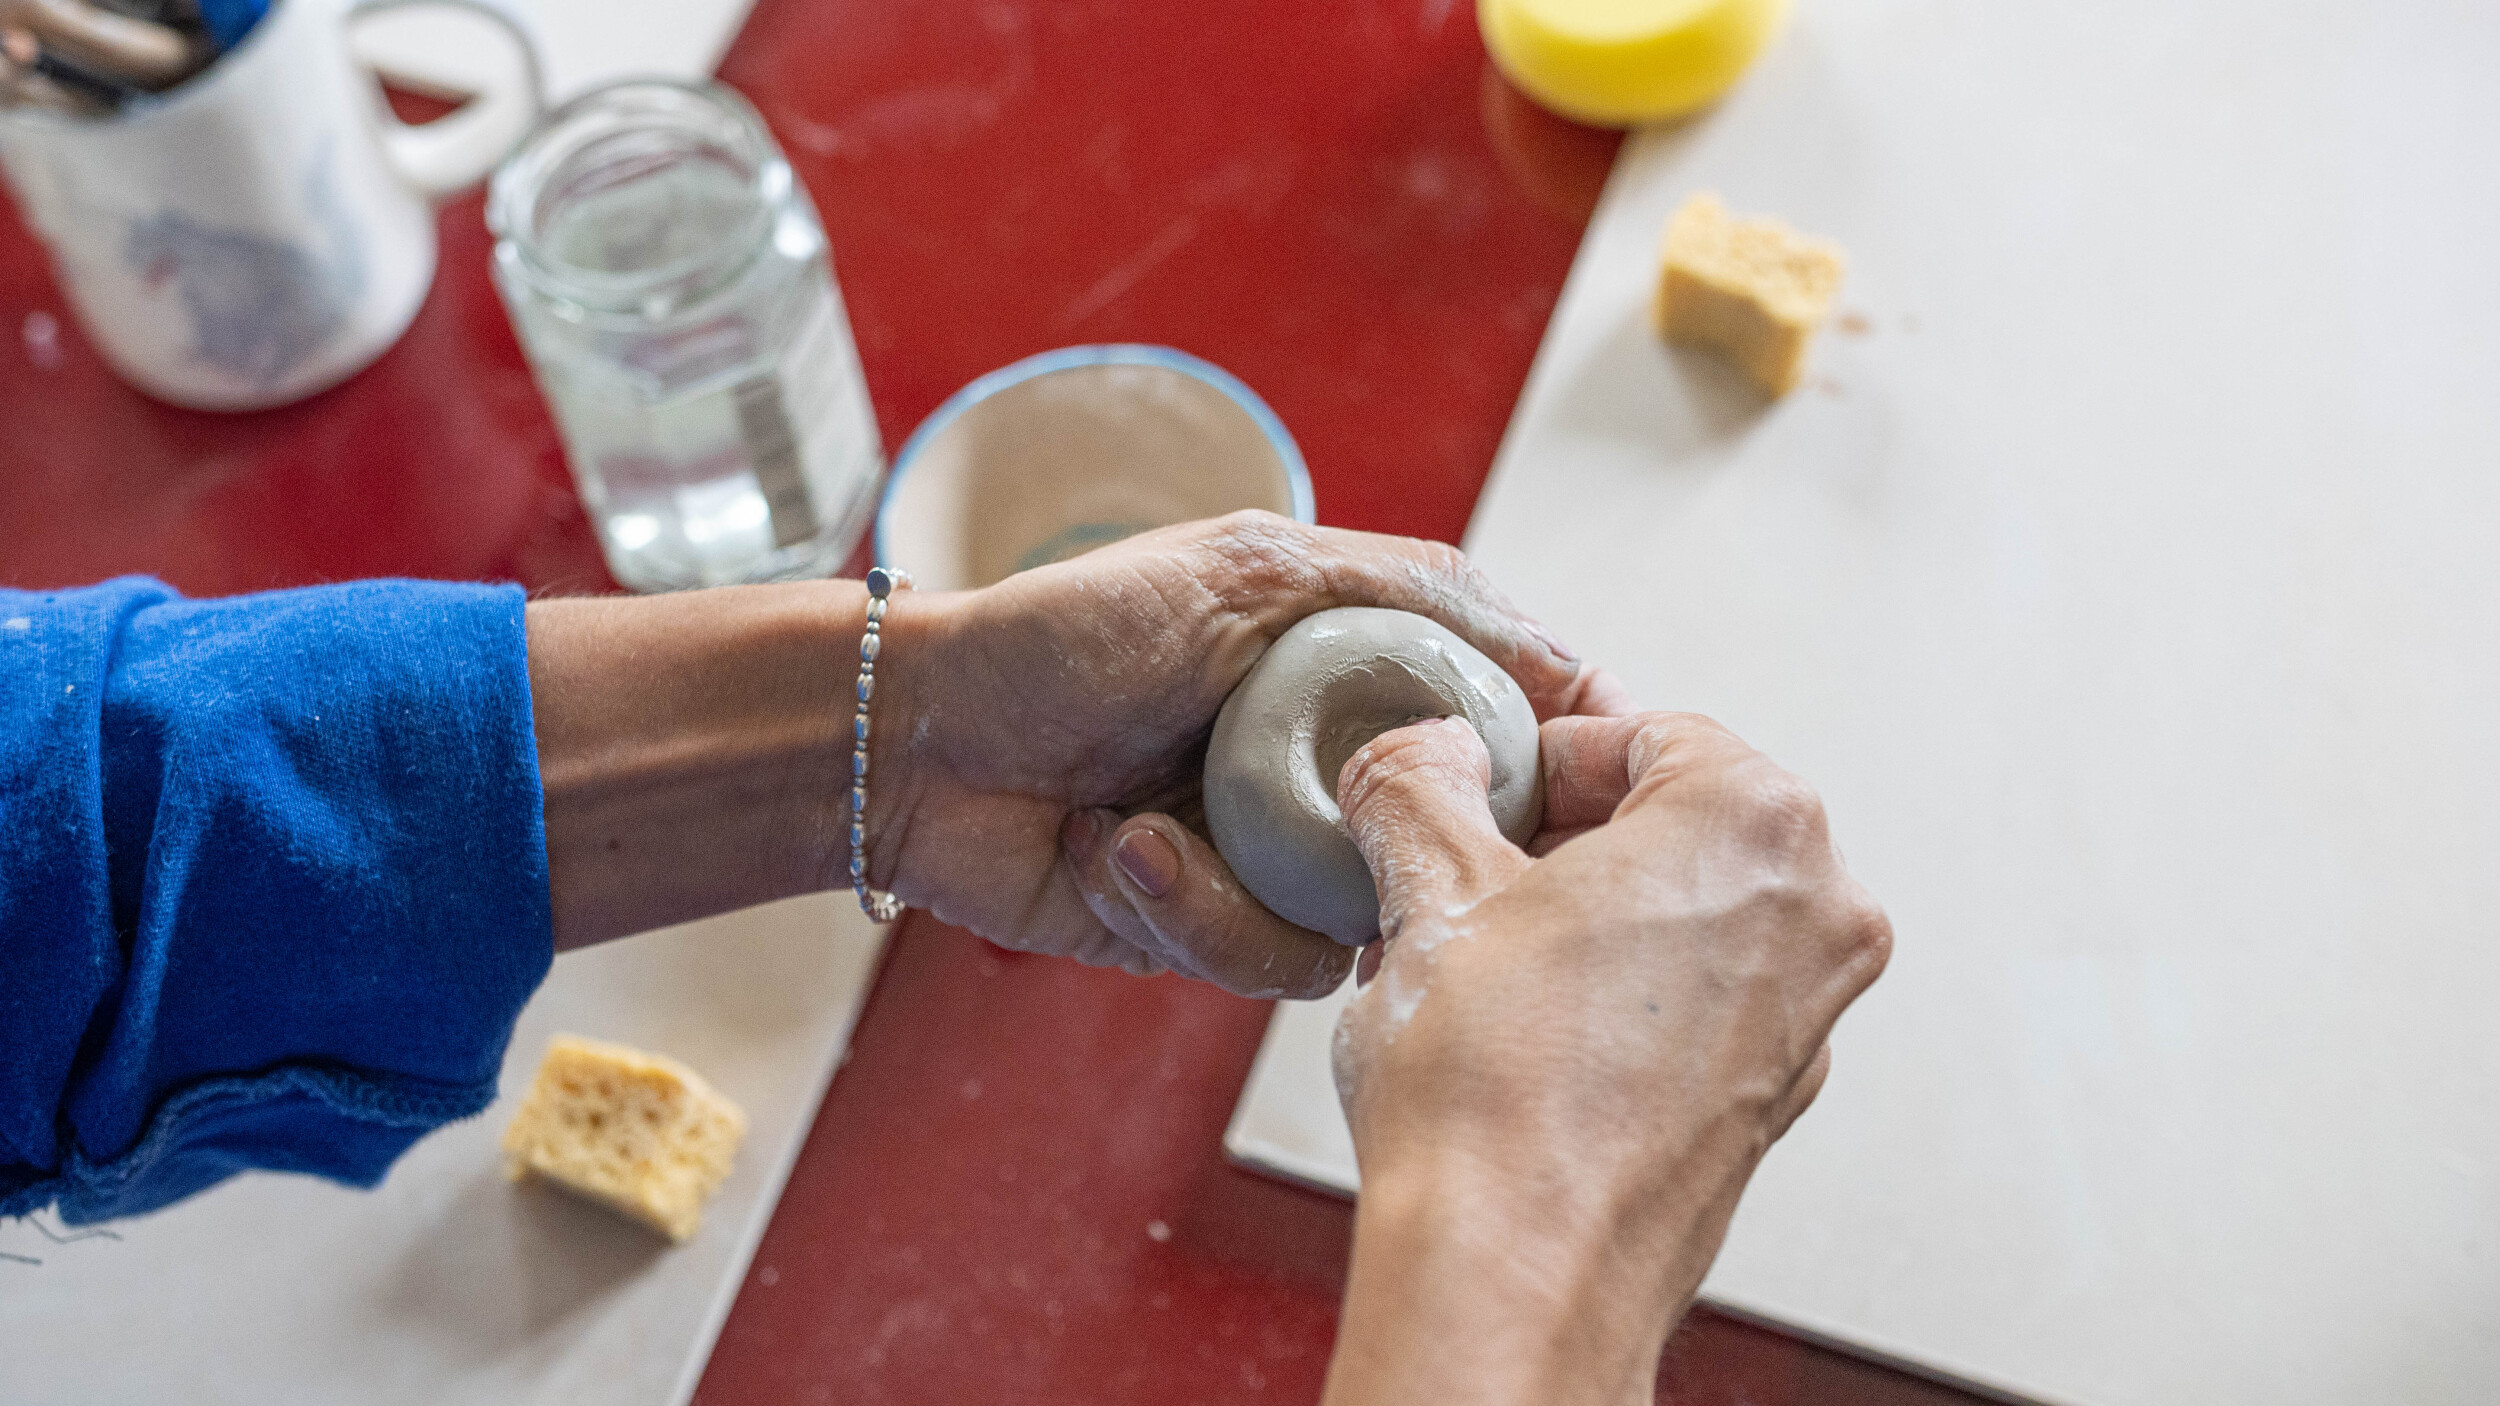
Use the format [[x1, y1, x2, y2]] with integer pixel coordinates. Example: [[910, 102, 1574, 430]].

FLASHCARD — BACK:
[[1378, 715, 1448, 741], [1112, 826, 1180, 899], [1529, 619, 1578, 666], [1060, 809, 1102, 858]]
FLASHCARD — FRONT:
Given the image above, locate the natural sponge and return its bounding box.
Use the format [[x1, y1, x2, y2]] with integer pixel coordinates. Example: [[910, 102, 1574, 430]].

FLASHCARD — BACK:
[[499, 1034, 747, 1242], [1654, 191, 1845, 395]]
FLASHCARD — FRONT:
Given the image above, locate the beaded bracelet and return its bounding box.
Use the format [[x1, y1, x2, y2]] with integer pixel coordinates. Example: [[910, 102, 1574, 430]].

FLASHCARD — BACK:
[[851, 566, 910, 922]]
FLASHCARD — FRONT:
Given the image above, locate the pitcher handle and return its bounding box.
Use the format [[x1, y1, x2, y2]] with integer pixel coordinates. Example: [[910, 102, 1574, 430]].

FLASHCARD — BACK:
[[353, 0, 546, 199]]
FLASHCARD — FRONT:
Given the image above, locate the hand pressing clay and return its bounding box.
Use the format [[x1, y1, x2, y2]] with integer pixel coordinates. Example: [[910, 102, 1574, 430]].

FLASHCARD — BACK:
[[1204, 607, 1541, 945]]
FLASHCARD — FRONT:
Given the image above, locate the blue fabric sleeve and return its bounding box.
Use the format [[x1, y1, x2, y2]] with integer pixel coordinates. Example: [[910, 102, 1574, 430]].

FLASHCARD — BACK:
[[0, 577, 552, 1224]]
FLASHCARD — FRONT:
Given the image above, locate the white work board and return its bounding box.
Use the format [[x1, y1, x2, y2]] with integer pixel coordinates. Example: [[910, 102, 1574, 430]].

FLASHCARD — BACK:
[[0, 894, 886, 1406], [1230, 2, 2500, 1403]]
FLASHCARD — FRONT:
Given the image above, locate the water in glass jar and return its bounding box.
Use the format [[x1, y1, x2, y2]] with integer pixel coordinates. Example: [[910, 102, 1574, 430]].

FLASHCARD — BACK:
[[490, 81, 884, 593]]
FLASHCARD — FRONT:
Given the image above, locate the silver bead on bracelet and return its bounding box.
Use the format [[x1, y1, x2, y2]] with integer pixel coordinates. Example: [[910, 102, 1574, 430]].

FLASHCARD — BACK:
[[851, 565, 911, 922]]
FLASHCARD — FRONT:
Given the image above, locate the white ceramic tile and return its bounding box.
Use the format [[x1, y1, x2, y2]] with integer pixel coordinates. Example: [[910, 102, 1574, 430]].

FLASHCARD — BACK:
[[2, 893, 887, 1406], [1231, 3, 2500, 1402]]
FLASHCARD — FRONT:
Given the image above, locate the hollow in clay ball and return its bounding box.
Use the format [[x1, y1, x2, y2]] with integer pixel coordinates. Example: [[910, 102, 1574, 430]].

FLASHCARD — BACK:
[[1203, 607, 1542, 945]]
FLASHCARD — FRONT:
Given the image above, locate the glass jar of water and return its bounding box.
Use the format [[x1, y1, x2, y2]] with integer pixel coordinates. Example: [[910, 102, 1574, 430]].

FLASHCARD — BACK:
[[488, 79, 883, 592]]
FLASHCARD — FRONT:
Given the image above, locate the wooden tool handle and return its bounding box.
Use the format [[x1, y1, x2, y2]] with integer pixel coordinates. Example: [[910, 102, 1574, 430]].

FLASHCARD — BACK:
[[3, 0, 196, 87]]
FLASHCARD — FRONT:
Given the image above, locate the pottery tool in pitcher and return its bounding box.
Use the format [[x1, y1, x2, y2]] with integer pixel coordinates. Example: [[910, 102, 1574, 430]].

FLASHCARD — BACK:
[[3, 0, 198, 86], [0, 0, 222, 113], [0, 0, 542, 407]]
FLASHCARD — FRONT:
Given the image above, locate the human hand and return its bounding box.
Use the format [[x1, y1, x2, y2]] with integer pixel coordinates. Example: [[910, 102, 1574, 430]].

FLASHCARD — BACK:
[[869, 511, 1631, 996], [1319, 712, 1891, 1406]]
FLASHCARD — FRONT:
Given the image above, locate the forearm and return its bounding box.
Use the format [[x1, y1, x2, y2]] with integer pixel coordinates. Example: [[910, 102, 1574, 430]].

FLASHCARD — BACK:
[[1324, 1150, 1746, 1406], [526, 580, 938, 950]]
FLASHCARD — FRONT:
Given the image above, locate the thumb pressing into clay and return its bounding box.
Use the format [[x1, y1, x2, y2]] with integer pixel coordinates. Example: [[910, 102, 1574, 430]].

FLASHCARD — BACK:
[[1337, 718, 1532, 943], [1062, 810, 1358, 1000]]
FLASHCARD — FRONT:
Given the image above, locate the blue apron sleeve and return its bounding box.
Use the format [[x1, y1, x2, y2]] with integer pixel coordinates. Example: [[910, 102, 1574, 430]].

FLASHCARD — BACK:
[[0, 577, 553, 1224]]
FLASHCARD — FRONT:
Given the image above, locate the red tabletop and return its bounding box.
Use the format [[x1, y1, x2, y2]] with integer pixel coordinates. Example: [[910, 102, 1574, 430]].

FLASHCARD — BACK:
[[0, 2, 1984, 1402]]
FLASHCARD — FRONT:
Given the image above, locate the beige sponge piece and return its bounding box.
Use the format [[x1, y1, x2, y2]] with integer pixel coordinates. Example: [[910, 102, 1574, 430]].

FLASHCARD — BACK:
[[499, 1034, 747, 1243], [1654, 192, 1847, 395]]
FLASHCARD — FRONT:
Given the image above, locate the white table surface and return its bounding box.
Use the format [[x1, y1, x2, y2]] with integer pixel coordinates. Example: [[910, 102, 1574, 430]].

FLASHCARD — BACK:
[[1, 894, 886, 1406], [1230, 2, 2500, 1402]]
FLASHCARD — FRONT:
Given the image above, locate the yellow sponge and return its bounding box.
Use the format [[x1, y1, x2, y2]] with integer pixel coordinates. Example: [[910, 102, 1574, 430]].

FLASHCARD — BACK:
[[1480, 0, 1792, 127], [499, 1034, 747, 1243], [1653, 191, 1846, 395]]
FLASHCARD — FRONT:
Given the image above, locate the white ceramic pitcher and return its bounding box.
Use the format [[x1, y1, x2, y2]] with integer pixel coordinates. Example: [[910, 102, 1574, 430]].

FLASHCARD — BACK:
[[0, 0, 543, 410]]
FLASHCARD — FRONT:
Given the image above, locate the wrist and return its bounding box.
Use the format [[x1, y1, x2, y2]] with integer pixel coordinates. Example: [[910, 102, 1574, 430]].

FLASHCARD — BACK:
[[1326, 1147, 1711, 1406], [530, 580, 883, 946], [853, 577, 959, 909]]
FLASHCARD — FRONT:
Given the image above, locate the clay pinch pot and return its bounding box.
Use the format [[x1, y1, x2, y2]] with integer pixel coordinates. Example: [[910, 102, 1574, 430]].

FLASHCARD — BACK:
[[875, 344, 1313, 589], [1204, 607, 1542, 946]]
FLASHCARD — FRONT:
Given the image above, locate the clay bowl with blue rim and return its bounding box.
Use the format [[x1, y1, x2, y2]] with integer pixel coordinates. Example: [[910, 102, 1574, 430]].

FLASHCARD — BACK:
[[877, 345, 1313, 590]]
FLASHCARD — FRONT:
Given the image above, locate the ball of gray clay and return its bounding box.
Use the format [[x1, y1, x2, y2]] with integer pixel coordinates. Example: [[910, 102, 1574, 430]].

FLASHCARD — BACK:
[[1203, 607, 1542, 945]]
